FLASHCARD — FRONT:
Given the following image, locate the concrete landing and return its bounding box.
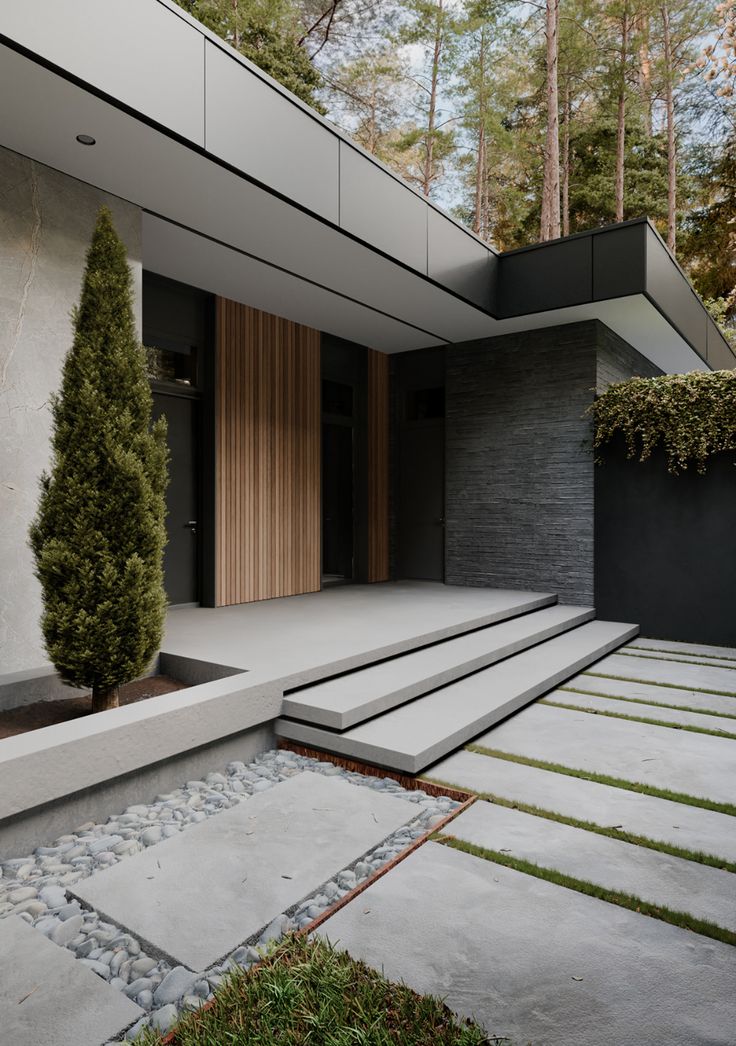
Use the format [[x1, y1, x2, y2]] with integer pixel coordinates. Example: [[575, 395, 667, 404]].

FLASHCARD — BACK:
[[548, 688, 736, 733], [564, 672, 736, 716], [72, 771, 416, 971], [428, 749, 736, 864], [283, 605, 594, 729], [592, 652, 736, 694], [316, 842, 736, 1046], [277, 621, 638, 773], [477, 704, 736, 805], [0, 916, 142, 1046], [449, 800, 736, 932]]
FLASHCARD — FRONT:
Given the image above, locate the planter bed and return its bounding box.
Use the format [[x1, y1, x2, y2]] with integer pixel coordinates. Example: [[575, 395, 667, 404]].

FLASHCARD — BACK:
[[0, 676, 187, 740]]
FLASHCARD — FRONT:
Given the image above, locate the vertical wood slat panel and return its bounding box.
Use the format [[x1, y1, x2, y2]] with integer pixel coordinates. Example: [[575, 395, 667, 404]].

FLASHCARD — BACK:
[[214, 298, 321, 607], [367, 348, 390, 583]]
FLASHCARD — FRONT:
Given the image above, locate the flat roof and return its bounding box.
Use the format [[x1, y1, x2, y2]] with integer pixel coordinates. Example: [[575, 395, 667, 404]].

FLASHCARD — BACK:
[[1, 0, 732, 371]]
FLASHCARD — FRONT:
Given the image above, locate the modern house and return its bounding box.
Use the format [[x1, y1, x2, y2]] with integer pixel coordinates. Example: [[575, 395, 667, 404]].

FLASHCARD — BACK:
[[1, 1, 733, 792]]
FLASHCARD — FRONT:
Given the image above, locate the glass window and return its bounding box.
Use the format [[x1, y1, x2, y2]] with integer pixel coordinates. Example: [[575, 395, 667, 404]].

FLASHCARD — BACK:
[[145, 342, 198, 387]]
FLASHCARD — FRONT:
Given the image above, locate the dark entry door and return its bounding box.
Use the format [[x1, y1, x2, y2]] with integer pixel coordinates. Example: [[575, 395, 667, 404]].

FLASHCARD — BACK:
[[397, 388, 445, 581], [322, 420, 354, 582], [152, 393, 198, 604]]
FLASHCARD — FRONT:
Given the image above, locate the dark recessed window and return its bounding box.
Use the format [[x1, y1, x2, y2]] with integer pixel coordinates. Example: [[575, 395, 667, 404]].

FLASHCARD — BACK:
[[322, 379, 353, 418], [145, 342, 198, 387], [406, 386, 444, 421]]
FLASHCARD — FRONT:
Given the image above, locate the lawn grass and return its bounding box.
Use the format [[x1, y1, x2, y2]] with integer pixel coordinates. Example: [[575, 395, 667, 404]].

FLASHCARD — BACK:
[[626, 645, 736, 664], [138, 935, 501, 1046], [436, 835, 736, 947], [464, 744, 736, 817], [584, 670, 736, 700], [560, 685, 736, 721], [617, 650, 736, 671], [541, 697, 736, 740], [421, 775, 736, 874]]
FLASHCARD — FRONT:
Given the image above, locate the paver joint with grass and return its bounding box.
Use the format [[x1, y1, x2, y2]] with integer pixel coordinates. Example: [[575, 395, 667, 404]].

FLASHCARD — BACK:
[[541, 697, 736, 740], [584, 671, 736, 701], [560, 685, 736, 721], [465, 744, 736, 818], [435, 835, 736, 947], [137, 935, 503, 1045]]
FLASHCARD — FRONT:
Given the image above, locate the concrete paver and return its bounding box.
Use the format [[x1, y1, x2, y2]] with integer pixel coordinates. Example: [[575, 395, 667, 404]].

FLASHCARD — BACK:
[[475, 703, 736, 804], [449, 800, 736, 931], [317, 842, 736, 1046], [428, 749, 736, 863], [546, 688, 736, 733], [0, 917, 142, 1046], [72, 771, 416, 971], [563, 672, 736, 716], [630, 638, 736, 661], [591, 652, 736, 694]]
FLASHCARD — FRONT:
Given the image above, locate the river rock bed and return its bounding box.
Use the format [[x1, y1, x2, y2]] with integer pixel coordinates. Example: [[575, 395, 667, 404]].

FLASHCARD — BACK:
[[0, 748, 460, 1042]]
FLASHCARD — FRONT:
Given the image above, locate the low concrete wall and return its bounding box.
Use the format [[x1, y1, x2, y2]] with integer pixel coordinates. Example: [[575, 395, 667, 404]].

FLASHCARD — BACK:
[[595, 443, 736, 646], [0, 666, 283, 860]]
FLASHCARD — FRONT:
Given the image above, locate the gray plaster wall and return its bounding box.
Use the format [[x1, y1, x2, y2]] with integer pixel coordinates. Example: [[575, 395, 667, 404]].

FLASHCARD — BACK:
[[445, 320, 660, 606], [0, 145, 142, 673]]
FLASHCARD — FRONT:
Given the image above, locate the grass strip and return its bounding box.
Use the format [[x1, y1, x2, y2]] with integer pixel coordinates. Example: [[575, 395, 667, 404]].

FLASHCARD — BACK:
[[584, 670, 736, 700], [627, 645, 736, 664], [618, 650, 736, 672], [141, 935, 500, 1046], [541, 697, 736, 740], [421, 774, 736, 874], [435, 835, 736, 948], [464, 744, 736, 817], [560, 685, 736, 721]]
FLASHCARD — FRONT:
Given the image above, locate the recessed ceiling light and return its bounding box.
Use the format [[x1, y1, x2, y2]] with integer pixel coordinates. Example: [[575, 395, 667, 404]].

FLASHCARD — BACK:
[[76, 134, 96, 146]]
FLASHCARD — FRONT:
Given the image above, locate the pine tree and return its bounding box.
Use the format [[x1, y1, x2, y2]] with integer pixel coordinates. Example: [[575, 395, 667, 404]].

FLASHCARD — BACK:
[[29, 208, 168, 714]]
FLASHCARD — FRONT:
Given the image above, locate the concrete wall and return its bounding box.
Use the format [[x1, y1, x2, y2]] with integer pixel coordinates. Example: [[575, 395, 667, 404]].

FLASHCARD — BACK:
[[445, 320, 660, 607], [0, 145, 142, 673]]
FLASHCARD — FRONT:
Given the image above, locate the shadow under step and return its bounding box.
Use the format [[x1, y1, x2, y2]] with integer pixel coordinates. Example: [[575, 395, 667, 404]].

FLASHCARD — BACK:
[[276, 619, 639, 774], [283, 604, 595, 729]]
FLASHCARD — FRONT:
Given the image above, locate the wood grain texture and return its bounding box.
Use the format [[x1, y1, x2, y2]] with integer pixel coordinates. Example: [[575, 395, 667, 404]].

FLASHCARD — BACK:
[[215, 298, 321, 606], [367, 348, 390, 582]]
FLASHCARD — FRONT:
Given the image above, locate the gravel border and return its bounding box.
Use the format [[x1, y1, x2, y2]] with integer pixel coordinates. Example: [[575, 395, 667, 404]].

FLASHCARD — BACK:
[[0, 748, 461, 1042]]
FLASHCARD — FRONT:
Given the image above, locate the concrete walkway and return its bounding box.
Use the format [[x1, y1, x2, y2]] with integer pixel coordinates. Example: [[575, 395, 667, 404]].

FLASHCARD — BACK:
[[318, 635, 736, 1046]]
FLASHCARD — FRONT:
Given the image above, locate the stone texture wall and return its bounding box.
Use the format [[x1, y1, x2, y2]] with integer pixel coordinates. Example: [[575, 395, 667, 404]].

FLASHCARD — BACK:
[[0, 145, 142, 673], [445, 321, 598, 606], [596, 323, 662, 392]]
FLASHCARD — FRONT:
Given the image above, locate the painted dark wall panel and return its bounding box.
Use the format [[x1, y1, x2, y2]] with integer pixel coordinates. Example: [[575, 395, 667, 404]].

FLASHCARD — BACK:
[[215, 298, 321, 606], [592, 223, 646, 300], [497, 237, 593, 316], [595, 444, 736, 646], [367, 349, 390, 582]]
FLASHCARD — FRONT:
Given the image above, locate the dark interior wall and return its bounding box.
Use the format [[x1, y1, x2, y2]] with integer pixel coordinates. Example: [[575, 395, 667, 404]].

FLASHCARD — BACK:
[[595, 443, 736, 646], [445, 322, 598, 605]]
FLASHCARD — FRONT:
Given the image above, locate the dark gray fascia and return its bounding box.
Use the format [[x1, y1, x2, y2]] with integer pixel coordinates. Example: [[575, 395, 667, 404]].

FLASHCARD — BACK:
[[494, 219, 735, 371]]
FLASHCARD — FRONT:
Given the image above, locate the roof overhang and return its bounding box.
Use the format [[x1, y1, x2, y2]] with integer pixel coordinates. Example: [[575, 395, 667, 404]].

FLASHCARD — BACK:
[[1, 0, 732, 372]]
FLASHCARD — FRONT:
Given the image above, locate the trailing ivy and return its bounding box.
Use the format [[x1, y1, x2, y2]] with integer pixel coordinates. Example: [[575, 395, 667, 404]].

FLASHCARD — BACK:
[[589, 370, 736, 474]]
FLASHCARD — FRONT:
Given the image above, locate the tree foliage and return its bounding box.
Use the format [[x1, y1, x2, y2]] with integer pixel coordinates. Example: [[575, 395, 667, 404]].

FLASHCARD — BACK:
[[29, 209, 169, 712]]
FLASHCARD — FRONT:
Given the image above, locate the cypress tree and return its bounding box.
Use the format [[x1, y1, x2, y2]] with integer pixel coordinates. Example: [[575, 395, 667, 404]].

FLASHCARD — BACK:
[[30, 207, 168, 713]]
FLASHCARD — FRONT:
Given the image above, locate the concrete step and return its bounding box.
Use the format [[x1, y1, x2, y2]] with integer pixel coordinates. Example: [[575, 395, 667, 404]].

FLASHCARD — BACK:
[[283, 605, 595, 729], [276, 620, 638, 773]]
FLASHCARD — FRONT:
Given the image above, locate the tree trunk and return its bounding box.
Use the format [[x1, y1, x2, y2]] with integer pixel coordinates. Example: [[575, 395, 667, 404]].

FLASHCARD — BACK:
[[638, 16, 652, 136], [615, 7, 629, 224], [474, 26, 487, 236], [92, 684, 120, 713], [661, 3, 677, 252], [423, 0, 444, 197], [561, 80, 571, 238], [232, 0, 240, 50], [540, 0, 561, 241]]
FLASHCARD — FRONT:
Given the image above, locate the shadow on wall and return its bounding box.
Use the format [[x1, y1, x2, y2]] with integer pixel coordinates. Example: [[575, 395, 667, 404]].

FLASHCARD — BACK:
[[594, 439, 736, 647]]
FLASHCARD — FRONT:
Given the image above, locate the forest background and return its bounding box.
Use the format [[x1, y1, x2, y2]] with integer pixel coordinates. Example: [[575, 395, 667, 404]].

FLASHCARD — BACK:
[[175, 0, 736, 342]]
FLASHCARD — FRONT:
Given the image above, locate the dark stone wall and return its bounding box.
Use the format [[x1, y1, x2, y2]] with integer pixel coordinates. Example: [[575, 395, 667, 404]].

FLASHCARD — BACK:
[[445, 322, 598, 605], [595, 442, 736, 646], [596, 323, 662, 392]]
